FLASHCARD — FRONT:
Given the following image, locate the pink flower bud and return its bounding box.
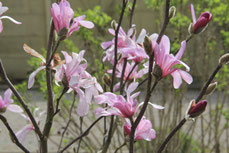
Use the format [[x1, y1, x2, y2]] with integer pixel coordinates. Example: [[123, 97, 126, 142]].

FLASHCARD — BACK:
[[188, 100, 208, 118], [190, 4, 212, 34]]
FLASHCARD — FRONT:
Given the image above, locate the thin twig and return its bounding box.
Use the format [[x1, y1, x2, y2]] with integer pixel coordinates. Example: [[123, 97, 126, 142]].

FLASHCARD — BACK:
[[59, 116, 104, 153], [47, 38, 62, 65], [157, 118, 186, 153], [121, 62, 139, 90], [0, 60, 43, 140], [120, 58, 127, 94], [0, 115, 30, 153], [114, 142, 126, 153], [57, 92, 76, 152], [54, 87, 69, 116], [195, 64, 222, 103], [76, 117, 84, 153], [129, 0, 137, 28]]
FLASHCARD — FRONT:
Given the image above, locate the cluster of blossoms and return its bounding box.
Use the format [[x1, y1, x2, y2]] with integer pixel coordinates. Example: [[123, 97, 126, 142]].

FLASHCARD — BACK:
[[0, 0, 213, 146]]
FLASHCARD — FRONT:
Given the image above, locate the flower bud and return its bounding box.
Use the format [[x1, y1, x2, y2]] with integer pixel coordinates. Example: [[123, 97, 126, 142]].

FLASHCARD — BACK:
[[62, 73, 69, 88], [103, 73, 111, 86], [219, 53, 229, 66], [205, 82, 217, 96], [187, 100, 208, 118], [153, 64, 162, 80], [111, 20, 117, 30], [0, 107, 7, 113], [143, 36, 153, 56], [169, 6, 176, 19]]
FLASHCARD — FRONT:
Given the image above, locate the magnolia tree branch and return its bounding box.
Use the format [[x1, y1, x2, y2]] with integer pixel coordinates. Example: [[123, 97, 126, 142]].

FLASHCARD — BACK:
[[0, 60, 43, 140], [59, 116, 104, 153], [41, 21, 55, 153], [0, 115, 30, 153], [157, 63, 222, 153], [57, 92, 76, 152], [103, 1, 128, 152], [129, 0, 137, 27], [129, 0, 171, 152], [120, 58, 128, 94]]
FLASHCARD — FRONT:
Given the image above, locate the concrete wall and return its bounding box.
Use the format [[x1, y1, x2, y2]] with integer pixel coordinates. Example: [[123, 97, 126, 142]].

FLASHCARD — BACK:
[[0, 0, 155, 81]]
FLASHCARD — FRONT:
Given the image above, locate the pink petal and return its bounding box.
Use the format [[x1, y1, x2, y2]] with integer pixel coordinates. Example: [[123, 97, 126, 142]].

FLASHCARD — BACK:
[[148, 103, 165, 109], [4, 89, 13, 105], [0, 16, 21, 24], [175, 41, 186, 60], [101, 41, 113, 49], [179, 70, 193, 84], [0, 6, 8, 15], [190, 4, 196, 23], [16, 124, 34, 143], [171, 70, 182, 89], [77, 96, 89, 116], [161, 35, 170, 54], [7, 104, 23, 113], [61, 51, 72, 64], [28, 66, 46, 89], [79, 20, 94, 29]]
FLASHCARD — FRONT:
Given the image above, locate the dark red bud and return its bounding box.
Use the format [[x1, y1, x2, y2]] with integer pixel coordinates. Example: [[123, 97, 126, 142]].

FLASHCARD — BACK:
[[188, 100, 207, 118]]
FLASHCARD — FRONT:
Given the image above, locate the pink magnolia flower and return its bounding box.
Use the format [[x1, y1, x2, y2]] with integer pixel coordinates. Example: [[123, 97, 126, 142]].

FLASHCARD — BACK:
[[102, 27, 148, 64], [0, 89, 23, 113], [0, 2, 21, 33], [190, 4, 212, 34], [50, 0, 94, 37], [95, 82, 163, 118], [150, 34, 193, 89], [124, 116, 156, 141], [16, 108, 45, 143], [55, 51, 103, 116]]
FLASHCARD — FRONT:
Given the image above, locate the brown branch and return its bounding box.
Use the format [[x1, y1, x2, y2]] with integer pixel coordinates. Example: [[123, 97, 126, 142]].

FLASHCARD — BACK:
[[129, 0, 137, 28], [119, 58, 127, 94], [0, 60, 43, 140], [57, 92, 76, 152], [157, 64, 223, 152], [41, 21, 55, 153], [0, 115, 30, 153], [53, 87, 69, 117], [59, 116, 104, 153], [104, 1, 128, 152]]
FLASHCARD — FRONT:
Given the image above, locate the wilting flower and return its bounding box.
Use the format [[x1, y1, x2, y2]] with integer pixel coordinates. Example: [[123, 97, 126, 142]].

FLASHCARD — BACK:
[[124, 116, 156, 141], [0, 89, 23, 113], [50, 0, 94, 37], [189, 4, 212, 34], [16, 108, 45, 142], [55, 51, 103, 116], [23, 44, 64, 89], [102, 27, 148, 64], [185, 99, 208, 120], [95, 82, 163, 118], [149, 34, 193, 89], [0, 2, 21, 33]]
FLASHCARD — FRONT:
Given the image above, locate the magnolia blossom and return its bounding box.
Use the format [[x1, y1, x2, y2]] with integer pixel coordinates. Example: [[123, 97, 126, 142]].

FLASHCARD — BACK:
[[149, 34, 193, 89], [0, 89, 23, 113], [0, 2, 21, 33], [95, 82, 163, 118], [55, 51, 103, 116], [124, 116, 156, 141], [190, 4, 212, 34], [102, 27, 148, 64], [16, 108, 45, 142], [50, 0, 94, 37]]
